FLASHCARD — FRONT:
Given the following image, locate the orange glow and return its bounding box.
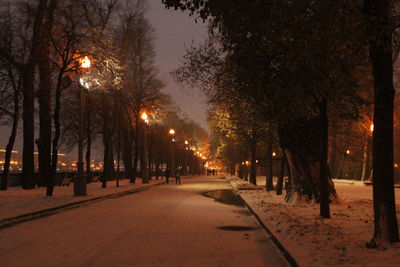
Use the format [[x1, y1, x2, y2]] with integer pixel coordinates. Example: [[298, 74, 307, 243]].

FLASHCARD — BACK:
[[272, 152, 276, 157], [370, 124, 374, 132], [184, 140, 189, 145], [81, 56, 91, 68], [141, 112, 149, 123], [346, 149, 350, 155], [169, 129, 175, 135]]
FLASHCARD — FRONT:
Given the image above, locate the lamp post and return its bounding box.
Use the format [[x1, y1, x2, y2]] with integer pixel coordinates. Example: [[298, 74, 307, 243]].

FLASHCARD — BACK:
[[141, 112, 149, 184], [184, 140, 189, 175], [169, 129, 176, 178], [74, 56, 91, 196]]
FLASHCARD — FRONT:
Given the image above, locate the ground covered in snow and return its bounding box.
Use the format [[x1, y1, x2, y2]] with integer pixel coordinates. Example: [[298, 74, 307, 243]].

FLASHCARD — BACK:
[[0, 178, 164, 220], [227, 176, 400, 267]]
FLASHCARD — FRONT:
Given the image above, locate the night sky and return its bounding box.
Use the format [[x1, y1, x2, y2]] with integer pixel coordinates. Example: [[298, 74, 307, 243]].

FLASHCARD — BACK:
[[0, 1, 209, 158], [147, 1, 209, 130]]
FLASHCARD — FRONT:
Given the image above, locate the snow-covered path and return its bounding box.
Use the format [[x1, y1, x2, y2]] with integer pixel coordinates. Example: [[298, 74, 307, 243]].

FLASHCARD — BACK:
[[0, 176, 288, 267]]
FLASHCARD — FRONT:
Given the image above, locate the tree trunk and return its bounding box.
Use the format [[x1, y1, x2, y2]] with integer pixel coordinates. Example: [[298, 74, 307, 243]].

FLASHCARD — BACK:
[[102, 136, 114, 188], [361, 134, 369, 181], [1, 91, 19, 190], [364, 0, 399, 246], [122, 130, 133, 181], [39, 0, 57, 196], [279, 118, 337, 203], [21, 0, 49, 190], [131, 116, 140, 183], [22, 66, 36, 190], [50, 71, 64, 185], [86, 110, 92, 179], [116, 129, 120, 187], [249, 139, 257, 185], [276, 154, 286, 195], [319, 100, 330, 218], [266, 131, 274, 190], [38, 47, 53, 194]]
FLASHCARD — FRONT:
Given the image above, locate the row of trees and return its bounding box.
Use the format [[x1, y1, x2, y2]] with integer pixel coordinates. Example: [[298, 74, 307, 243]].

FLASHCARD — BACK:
[[0, 0, 208, 195], [163, 0, 399, 246]]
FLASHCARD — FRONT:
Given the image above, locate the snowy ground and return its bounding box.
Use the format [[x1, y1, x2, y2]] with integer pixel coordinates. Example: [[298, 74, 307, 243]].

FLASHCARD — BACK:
[[0, 176, 288, 267], [0, 178, 164, 220], [227, 175, 400, 267]]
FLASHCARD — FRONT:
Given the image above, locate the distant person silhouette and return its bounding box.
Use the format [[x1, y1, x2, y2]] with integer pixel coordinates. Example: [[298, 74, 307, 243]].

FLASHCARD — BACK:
[[176, 169, 181, 185], [165, 168, 171, 184]]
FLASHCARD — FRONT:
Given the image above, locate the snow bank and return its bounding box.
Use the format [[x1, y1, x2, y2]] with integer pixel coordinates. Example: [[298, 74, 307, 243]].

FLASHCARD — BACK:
[[227, 175, 400, 267], [0, 178, 164, 221]]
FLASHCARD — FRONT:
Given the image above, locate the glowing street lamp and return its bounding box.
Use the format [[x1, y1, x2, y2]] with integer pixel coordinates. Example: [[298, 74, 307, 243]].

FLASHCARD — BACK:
[[80, 56, 91, 68], [75, 55, 92, 196], [169, 128, 176, 178], [141, 111, 150, 183], [141, 112, 149, 124]]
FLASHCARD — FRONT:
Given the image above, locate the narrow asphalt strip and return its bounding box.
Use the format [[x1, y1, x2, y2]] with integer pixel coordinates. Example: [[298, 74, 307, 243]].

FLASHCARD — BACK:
[[0, 182, 165, 230], [236, 193, 299, 267]]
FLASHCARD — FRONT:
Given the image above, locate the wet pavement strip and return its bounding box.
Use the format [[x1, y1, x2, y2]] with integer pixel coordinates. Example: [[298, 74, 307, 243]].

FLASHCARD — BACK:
[[0, 182, 165, 230], [202, 188, 299, 267]]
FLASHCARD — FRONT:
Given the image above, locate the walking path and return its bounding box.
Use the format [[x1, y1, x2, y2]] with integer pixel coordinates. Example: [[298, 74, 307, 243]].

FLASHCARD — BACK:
[[0, 176, 289, 267]]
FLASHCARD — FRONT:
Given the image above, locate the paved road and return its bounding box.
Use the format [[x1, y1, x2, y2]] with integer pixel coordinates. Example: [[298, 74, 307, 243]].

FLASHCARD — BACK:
[[0, 176, 289, 267]]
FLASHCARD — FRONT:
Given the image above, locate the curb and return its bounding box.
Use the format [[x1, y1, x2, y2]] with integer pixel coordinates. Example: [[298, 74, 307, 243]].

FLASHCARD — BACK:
[[0, 181, 165, 230], [237, 194, 299, 267]]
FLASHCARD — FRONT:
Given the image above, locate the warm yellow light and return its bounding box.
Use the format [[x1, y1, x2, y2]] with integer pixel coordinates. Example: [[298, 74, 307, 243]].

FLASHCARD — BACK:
[[0, 149, 18, 153], [395, 163, 399, 168], [141, 112, 149, 123], [169, 129, 175, 135], [184, 140, 189, 145], [272, 152, 276, 157], [245, 160, 249, 166], [81, 56, 91, 68], [256, 160, 259, 163], [370, 124, 374, 132], [346, 149, 350, 155]]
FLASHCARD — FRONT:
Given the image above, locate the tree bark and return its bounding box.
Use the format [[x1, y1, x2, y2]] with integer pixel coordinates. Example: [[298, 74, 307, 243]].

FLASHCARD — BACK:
[[22, 66, 36, 189], [22, 0, 49, 190], [131, 115, 140, 183], [50, 71, 64, 185], [249, 139, 257, 185], [1, 89, 19, 190], [364, 0, 399, 246], [266, 131, 274, 190], [86, 106, 92, 179], [38, 0, 57, 196], [319, 100, 330, 218], [276, 154, 286, 195]]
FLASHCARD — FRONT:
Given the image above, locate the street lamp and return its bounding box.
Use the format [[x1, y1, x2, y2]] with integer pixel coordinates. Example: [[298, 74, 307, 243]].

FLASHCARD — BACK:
[[141, 111, 150, 184], [75, 55, 91, 196], [169, 129, 176, 178]]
